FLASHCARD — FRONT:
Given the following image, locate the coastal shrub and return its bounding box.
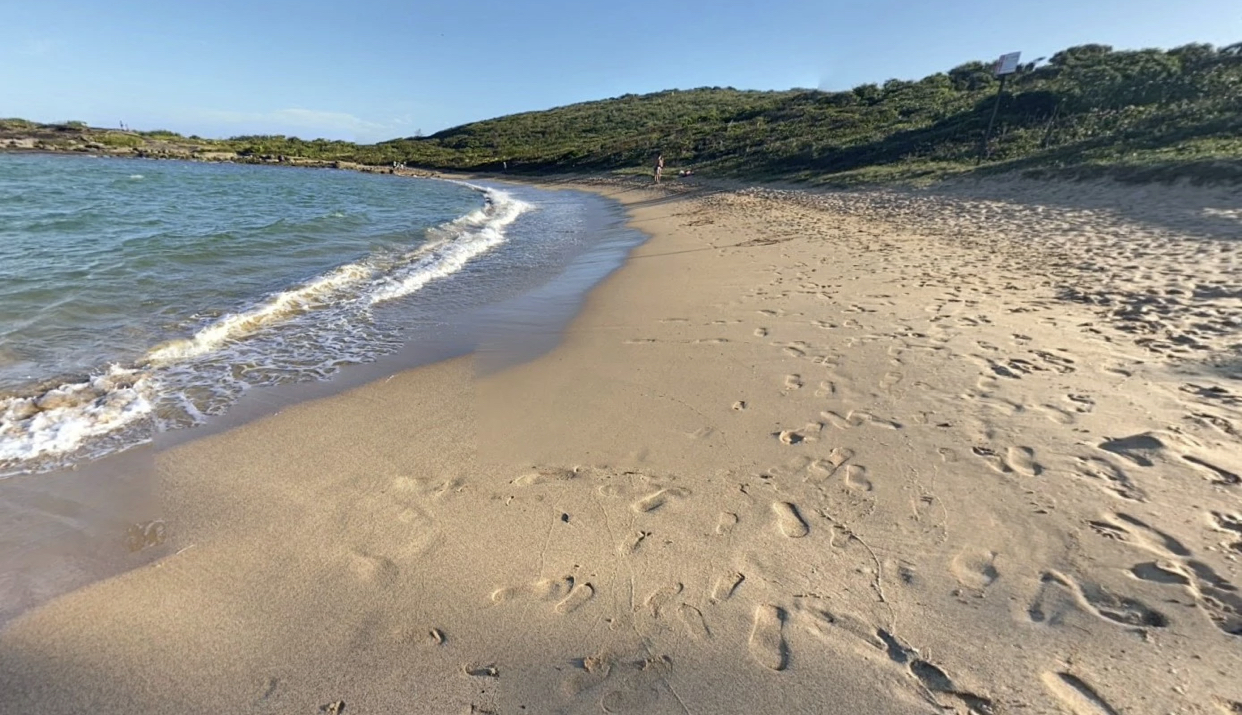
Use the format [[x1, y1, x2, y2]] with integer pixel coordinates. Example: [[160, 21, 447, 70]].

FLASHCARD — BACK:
[[92, 133, 143, 148], [374, 42, 1242, 183], [5, 41, 1240, 184], [0, 118, 37, 130]]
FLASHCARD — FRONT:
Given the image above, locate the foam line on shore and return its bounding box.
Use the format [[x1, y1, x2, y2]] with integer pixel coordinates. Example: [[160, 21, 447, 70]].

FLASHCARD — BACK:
[[0, 184, 532, 475]]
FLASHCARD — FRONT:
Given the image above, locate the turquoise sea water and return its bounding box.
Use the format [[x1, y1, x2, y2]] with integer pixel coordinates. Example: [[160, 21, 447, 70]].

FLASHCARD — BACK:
[[0, 153, 635, 475]]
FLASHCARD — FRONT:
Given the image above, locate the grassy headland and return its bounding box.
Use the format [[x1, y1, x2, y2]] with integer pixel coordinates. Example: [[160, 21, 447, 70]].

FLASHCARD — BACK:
[[4, 42, 1240, 185]]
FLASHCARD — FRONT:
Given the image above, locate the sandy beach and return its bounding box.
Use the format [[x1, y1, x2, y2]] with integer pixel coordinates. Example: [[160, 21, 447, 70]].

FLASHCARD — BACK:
[[2, 175, 1241, 714]]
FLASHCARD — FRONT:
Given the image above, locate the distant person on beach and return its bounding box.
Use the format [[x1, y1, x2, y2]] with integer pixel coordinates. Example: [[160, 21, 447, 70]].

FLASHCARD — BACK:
[[654, 154, 664, 184]]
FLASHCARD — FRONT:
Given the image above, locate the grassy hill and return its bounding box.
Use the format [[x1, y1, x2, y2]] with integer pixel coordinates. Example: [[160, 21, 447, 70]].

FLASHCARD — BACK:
[[4, 42, 1241, 185]]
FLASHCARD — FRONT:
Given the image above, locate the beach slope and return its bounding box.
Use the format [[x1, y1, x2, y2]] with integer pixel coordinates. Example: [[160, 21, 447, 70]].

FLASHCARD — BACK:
[[1, 177, 1240, 714]]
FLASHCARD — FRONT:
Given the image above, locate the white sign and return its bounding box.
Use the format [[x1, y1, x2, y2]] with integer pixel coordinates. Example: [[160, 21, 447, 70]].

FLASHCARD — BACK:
[[994, 52, 1022, 76]]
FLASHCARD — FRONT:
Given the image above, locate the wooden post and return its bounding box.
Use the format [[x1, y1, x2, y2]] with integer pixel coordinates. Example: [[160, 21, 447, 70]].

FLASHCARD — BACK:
[[1040, 101, 1061, 148], [978, 73, 1009, 164]]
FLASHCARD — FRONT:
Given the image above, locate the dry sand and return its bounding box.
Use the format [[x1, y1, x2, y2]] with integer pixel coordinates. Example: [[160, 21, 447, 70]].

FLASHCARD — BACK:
[[1, 176, 1240, 714]]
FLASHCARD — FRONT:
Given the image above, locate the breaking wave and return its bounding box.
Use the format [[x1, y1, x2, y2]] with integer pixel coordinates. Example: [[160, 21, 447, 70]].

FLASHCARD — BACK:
[[0, 183, 532, 475]]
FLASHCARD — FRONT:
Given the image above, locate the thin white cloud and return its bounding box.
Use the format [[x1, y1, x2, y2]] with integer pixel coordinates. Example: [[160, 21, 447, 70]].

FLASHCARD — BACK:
[[17, 38, 58, 57], [189, 108, 419, 143]]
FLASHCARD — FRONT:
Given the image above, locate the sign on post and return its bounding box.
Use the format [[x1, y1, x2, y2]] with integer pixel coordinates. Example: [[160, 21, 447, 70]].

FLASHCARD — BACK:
[[980, 50, 1022, 163], [993, 52, 1022, 76]]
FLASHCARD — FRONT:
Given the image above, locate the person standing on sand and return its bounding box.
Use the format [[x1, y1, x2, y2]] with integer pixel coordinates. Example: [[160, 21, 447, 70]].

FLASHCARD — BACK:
[[654, 153, 664, 184]]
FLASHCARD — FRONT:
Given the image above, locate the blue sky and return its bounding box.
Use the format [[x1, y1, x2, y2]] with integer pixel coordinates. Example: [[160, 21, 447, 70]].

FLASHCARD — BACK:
[[2, 0, 1238, 143]]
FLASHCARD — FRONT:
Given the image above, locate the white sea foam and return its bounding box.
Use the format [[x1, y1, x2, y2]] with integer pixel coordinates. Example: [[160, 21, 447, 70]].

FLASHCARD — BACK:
[[368, 185, 532, 305], [0, 365, 153, 468], [144, 262, 374, 364], [145, 184, 530, 362], [0, 183, 532, 474]]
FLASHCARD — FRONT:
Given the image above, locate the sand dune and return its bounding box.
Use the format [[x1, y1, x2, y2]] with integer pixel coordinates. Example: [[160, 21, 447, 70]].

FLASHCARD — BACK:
[[1, 176, 1239, 714]]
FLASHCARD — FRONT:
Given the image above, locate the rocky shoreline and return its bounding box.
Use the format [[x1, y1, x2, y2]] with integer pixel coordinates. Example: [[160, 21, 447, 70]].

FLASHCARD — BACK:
[[0, 123, 442, 178]]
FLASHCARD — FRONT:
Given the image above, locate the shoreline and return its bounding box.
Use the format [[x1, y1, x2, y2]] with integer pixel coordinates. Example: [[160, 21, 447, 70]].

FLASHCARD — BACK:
[[2, 173, 1241, 712], [0, 160, 649, 478], [0, 143, 445, 177], [0, 172, 653, 628]]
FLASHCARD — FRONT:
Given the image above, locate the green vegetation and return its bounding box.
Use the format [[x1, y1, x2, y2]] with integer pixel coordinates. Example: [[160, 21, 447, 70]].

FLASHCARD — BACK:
[[0, 118, 37, 131], [380, 41, 1242, 184], [139, 129, 185, 139], [93, 133, 143, 148], [3, 42, 1240, 184]]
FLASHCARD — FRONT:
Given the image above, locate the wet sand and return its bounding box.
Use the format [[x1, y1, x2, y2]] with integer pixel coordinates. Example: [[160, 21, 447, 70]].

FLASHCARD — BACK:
[[1, 175, 1240, 714]]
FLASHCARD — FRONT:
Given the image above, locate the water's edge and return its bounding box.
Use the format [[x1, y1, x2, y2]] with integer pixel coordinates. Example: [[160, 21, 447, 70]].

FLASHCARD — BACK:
[[0, 173, 653, 629]]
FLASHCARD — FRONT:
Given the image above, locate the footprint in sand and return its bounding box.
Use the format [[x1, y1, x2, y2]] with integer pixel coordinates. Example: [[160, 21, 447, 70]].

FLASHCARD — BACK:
[[715, 512, 738, 535], [710, 571, 745, 602], [1041, 672, 1121, 715], [807, 447, 853, 481], [125, 520, 166, 552], [749, 605, 788, 671], [254, 677, 282, 706], [822, 410, 900, 430], [347, 552, 400, 587], [794, 602, 885, 648], [1209, 511, 1242, 552], [973, 445, 1041, 475], [556, 583, 595, 614], [1095, 514, 1242, 635], [1182, 454, 1241, 486], [1039, 571, 1168, 628], [1028, 573, 1079, 625], [784, 374, 803, 390], [643, 583, 683, 618], [513, 466, 579, 486], [1071, 456, 1144, 501], [843, 465, 872, 492], [950, 547, 998, 593], [777, 423, 821, 445], [776, 429, 802, 445], [972, 447, 1007, 473], [1008, 446, 1040, 476], [781, 344, 807, 358], [907, 659, 992, 713], [1037, 403, 1077, 425], [1098, 433, 1165, 467], [631, 487, 690, 513], [463, 664, 500, 678], [1189, 411, 1240, 440], [1089, 512, 1190, 557], [772, 502, 809, 538], [623, 530, 651, 554], [596, 659, 669, 713], [1129, 561, 1191, 586], [1066, 393, 1095, 413], [1031, 350, 1076, 374], [880, 371, 904, 390], [491, 575, 574, 604], [678, 604, 710, 639], [560, 654, 612, 698]]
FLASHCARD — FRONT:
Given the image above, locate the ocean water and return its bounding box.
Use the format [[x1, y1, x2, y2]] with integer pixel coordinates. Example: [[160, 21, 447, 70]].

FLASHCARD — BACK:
[[0, 153, 640, 475]]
